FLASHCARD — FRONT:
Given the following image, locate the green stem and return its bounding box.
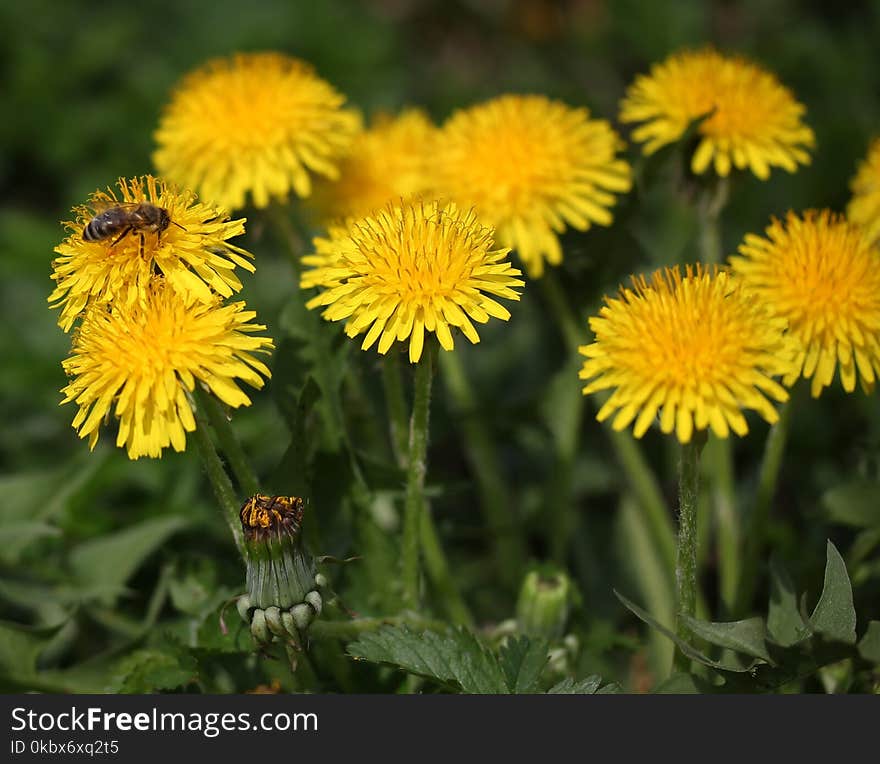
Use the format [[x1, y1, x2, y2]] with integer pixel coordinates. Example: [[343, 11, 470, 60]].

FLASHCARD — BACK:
[[540, 272, 583, 352], [401, 344, 434, 609], [194, 386, 260, 498], [192, 394, 244, 558], [382, 352, 410, 468], [674, 431, 706, 672], [438, 350, 527, 587], [420, 506, 474, 626], [734, 394, 794, 615], [696, 177, 729, 266]]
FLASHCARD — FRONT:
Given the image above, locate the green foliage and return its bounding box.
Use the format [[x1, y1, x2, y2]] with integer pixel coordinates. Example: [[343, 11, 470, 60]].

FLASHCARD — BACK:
[[4, 0, 880, 695], [617, 542, 880, 692], [348, 626, 616, 694]]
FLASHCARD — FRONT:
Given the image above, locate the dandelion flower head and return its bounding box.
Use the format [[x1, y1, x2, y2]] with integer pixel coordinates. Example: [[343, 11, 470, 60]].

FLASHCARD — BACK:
[[154, 52, 360, 210], [301, 201, 525, 363], [620, 48, 815, 180], [579, 265, 794, 444], [847, 137, 880, 244], [61, 281, 274, 459], [49, 175, 253, 332], [310, 108, 438, 222], [433, 94, 632, 279], [729, 210, 880, 397]]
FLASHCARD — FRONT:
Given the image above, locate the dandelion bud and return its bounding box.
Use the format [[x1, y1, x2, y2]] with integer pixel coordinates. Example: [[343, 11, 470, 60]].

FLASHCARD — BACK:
[[516, 568, 573, 640], [237, 495, 324, 648]]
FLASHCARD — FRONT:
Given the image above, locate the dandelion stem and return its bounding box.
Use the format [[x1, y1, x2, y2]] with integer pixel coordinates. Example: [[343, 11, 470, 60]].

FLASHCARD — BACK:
[[192, 394, 244, 558], [438, 350, 527, 588], [194, 386, 260, 498], [401, 343, 434, 609], [734, 393, 794, 615], [696, 177, 729, 266], [384, 351, 472, 623], [382, 352, 411, 468], [675, 431, 706, 671]]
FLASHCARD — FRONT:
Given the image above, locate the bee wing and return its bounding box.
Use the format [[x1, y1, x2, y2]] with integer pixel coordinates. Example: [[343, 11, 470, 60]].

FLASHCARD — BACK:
[[88, 199, 142, 214]]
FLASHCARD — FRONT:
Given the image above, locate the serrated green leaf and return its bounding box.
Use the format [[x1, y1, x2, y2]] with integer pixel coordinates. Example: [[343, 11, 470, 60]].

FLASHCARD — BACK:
[[0, 621, 50, 678], [614, 590, 756, 672], [547, 676, 603, 694], [821, 480, 880, 528], [69, 516, 190, 597], [348, 625, 507, 693], [112, 648, 198, 694], [498, 636, 548, 694], [680, 615, 771, 662], [596, 682, 624, 693], [857, 621, 880, 663], [809, 541, 857, 644], [767, 557, 808, 647]]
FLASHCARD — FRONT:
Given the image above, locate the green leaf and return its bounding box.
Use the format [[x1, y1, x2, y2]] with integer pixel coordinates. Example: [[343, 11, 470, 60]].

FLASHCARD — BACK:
[[0, 621, 50, 679], [767, 557, 808, 647], [547, 676, 603, 694], [69, 516, 190, 598], [857, 621, 880, 663], [809, 541, 857, 644], [614, 590, 756, 672], [498, 636, 548, 694], [348, 625, 508, 693], [680, 615, 771, 662], [112, 648, 198, 693], [821, 480, 880, 528]]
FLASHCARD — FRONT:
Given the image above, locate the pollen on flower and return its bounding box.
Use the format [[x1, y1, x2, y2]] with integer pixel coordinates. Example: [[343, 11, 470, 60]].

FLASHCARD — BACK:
[[729, 210, 880, 398], [153, 52, 360, 210], [579, 265, 795, 444], [300, 200, 525, 363], [620, 48, 815, 180], [433, 94, 632, 279], [60, 281, 273, 459], [49, 175, 253, 332]]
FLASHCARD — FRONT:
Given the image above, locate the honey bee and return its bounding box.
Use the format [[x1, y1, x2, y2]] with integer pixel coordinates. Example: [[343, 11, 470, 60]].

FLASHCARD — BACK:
[[82, 202, 184, 252]]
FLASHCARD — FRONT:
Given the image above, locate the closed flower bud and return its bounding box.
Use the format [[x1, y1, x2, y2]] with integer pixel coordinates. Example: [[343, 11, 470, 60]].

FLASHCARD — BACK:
[[237, 495, 324, 649], [516, 568, 573, 640]]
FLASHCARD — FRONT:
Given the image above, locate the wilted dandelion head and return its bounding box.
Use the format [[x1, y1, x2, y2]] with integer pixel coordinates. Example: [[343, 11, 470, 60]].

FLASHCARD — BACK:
[[153, 52, 359, 210], [847, 138, 880, 244], [49, 175, 253, 332], [433, 95, 632, 279], [310, 108, 438, 223], [620, 48, 815, 180], [579, 265, 794, 444], [60, 281, 273, 459], [729, 211, 880, 398], [301, 200, 525, 363]]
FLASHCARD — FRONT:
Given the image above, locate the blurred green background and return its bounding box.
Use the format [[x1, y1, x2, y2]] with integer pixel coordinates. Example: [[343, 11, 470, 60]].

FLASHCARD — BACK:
[[2, 0, 880, 692]]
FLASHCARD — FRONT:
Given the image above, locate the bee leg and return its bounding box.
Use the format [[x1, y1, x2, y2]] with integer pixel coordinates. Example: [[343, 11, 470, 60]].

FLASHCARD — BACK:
[[110, 227, 132, 247]]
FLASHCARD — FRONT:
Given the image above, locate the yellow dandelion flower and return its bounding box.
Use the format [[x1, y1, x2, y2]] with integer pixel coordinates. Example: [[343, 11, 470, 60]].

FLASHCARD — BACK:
[[301, 201, 525, 363], [579, 265, 793, 444], [154, 52, 360, 210], [49, 175, 253, 332], [433, 94, 632, 279], [729, 210, 880, 397], [620, 48, 815, 180], [310, 108, 438, 222], [847, 137, 880, 244], [61, 281, 273, 459]]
